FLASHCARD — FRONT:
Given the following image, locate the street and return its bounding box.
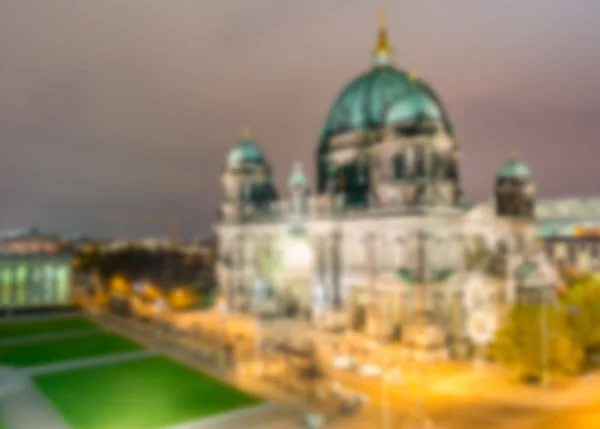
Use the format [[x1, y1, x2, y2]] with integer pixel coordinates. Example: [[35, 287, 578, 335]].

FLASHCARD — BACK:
[[91, 312, 600, 429]]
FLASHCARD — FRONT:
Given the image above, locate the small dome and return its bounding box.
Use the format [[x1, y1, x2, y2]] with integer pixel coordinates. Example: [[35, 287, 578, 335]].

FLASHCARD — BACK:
[[289, 162, 308, 189], [498, 154, 531, 180], [226, 129, 265, 167]]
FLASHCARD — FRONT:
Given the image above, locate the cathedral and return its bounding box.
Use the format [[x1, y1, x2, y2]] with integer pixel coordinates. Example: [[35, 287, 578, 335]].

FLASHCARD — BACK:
[[214, 11, 561, 359]]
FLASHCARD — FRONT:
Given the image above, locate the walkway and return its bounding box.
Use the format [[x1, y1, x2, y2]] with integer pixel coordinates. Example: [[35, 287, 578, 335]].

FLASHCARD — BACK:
[[159, 403, 302, 429], [0, 311, 80, 325], [0, 349, 157, 429], [88, 314, 301, 405], [0, 366, 69, 429], [0, 329, 101, 347], [26, 349, 157, 376]]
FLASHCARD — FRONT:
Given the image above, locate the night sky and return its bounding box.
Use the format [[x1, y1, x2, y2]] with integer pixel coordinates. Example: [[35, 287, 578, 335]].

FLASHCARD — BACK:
[[1, 0, 599, 238]]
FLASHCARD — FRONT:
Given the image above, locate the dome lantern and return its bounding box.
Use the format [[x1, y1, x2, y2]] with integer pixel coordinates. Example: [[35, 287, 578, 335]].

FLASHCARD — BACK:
[[372, 8, 394, 68], [289, 162, 309, 190]]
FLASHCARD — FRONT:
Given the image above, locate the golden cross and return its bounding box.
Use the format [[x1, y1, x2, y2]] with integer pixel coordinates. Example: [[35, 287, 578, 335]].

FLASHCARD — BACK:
[[379, 8, 387, 29]]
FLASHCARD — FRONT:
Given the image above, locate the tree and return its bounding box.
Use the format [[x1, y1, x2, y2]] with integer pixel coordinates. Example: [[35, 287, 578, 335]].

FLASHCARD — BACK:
[[561, 276, 600, 352], [491, 302, 584, 379]]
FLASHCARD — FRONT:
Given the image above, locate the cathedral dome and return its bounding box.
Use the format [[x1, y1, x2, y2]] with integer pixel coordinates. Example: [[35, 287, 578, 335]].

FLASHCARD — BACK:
[[322, 11, 452, 139], [226, 128, 265, 168], [497, 153, 531, 180]]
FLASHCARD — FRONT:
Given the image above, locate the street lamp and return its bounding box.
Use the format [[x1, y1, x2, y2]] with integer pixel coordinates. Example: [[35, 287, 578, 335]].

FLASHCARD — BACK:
[[283, 236, 314, 270], [381, 370, 404, 429]]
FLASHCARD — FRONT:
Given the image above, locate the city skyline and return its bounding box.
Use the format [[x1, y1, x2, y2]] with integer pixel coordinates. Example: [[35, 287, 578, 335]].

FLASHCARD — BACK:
[[1, 0, 600, 237]]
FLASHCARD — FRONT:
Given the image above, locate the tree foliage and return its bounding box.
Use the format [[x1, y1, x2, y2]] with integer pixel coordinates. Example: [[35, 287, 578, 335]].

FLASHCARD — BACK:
[[74, 246, 210, 290], [561, 275, 600, 351], [492, 274, 600, 379], [491, 303, 584, 378]]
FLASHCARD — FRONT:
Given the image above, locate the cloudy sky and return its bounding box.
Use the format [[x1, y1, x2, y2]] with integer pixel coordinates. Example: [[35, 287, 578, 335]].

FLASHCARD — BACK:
[[1, 0, 599, 238]]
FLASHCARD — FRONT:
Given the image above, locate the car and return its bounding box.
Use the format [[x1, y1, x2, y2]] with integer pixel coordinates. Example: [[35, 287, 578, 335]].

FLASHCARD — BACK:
[[331, 355, 356, 370], [359, 364, 382, 377]]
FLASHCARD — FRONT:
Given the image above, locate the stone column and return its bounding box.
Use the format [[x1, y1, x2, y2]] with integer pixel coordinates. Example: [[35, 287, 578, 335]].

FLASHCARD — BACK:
[[330, 231, 342, 309]]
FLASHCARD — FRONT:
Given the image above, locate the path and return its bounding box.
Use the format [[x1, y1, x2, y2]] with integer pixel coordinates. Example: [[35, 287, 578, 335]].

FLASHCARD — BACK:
[[26, 349, 157, 376], [0, 311, 80, 325], [0, 367, 70, 429], [159, 403, 302, 429], [0, 329, 101, 347], [0, 349, 157, 429], [89, 314, 301, 404]]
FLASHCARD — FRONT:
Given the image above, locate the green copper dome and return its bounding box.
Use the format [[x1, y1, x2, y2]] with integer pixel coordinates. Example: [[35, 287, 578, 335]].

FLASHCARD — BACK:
[[319, 12, 454, 141], [322, 67, 452, 138], [498, 158, 531, 180], [289, 163, 308, 188], [226, 137, 264, 167]]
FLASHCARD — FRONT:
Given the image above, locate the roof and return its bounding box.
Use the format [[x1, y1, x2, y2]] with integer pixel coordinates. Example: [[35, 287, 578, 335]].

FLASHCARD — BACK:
[[226, 138, 265, 167], [497, 159, 531, 180], [0, 252, 73, 263], [514, 261, 538, 280], [323, 67, 451, 140], [536, 196, 600, 220]]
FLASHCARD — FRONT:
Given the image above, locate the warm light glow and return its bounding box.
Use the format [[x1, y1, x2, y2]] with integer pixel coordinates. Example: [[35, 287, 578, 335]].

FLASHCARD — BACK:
[[168, 287, 199, 309], [283, 238, 313, 269], [109, 275, 132, 297]]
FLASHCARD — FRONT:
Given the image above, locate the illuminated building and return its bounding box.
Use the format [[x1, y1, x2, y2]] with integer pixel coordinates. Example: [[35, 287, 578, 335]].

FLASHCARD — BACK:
[[0, 227, 63, 254], [214, 11, 562, 360], [0, 253, 73, 309], [535, 198, 600, 271]]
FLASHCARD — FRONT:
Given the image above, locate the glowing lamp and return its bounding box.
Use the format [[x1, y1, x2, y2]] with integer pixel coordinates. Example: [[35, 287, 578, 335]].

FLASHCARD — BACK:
[[283, 238, 313, 270]]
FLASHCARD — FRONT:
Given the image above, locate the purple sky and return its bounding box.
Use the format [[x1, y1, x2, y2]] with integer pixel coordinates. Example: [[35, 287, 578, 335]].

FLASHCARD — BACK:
[[1, 0, 599, 238]]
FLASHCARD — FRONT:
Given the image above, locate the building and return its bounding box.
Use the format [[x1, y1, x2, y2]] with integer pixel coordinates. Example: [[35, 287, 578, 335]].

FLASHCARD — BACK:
[[0, 227, 64, 254], [0, 253, 73, 310], [214, 12, 562, 360], [0, 229, 73, 310], [536, 197, 600, 271]]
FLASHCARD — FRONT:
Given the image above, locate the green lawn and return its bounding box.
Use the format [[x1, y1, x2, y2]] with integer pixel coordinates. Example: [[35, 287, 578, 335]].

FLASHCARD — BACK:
[[0, 413, 6, 429], [0, 332, 143, 367], [35, 356, 262, 429], [0, 316, 97, 340]]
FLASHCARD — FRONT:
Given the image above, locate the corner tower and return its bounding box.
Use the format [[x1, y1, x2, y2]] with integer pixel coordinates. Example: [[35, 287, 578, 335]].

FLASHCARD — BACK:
[[220, 127, 278, 219], [495, 151, 535, 219]]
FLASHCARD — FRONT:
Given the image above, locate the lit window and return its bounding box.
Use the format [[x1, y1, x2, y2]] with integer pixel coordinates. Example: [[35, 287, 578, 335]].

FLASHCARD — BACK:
[[554, 243, 567, 259]]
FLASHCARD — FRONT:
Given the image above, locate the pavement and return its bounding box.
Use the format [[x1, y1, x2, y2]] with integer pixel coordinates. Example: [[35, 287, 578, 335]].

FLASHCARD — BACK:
[[0, 379, 71, 429], [25, 349, 157, 376], [159, 403, 303, 429], [0, 329, 101, 347], [85, 312, 600, 429]]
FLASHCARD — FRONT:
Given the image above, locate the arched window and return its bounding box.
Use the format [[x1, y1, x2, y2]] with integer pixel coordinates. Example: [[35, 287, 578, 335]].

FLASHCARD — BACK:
[[414, 145, 426, 177], [393, 153, 405, 179]]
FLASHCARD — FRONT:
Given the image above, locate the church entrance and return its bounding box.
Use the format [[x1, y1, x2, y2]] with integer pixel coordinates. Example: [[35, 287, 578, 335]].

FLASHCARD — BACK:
[[351, 304, 366, 331], [281, 288, 301, 318]]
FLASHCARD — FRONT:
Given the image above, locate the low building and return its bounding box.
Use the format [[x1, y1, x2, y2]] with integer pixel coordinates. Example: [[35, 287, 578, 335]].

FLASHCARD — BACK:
[[536, 197, 600, 272], [0, 253, 73, 309], [0, 227, 64, 254]]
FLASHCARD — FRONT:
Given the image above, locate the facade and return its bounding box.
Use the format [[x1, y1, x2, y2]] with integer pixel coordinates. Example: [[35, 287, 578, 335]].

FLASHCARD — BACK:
[[0, 253, 73, 309], [214, 13, 561, 359], [536, 197, 600, 271], [0, 228, 64, 254], [0, 228, 73, 309]]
